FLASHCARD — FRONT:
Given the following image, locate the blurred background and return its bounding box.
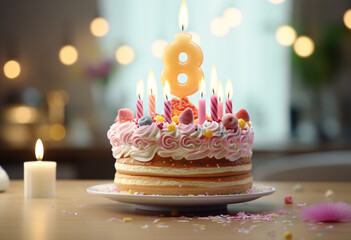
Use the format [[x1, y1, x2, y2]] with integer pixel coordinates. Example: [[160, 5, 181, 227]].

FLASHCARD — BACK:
[[1, 0, 351, 180]]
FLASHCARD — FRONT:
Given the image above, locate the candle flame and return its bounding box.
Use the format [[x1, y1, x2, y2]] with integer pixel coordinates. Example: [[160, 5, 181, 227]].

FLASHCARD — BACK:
[[164, 80, 170, 100], [200, 77, 206, 98], [218, 81, 223, 102], [210, 65, 218, 95], [136, 78, 144, 100], [225, 78, 233, 99], [147, 69, 157, 98], [178, 0, 188, 31], [35, 139, 44, 161]]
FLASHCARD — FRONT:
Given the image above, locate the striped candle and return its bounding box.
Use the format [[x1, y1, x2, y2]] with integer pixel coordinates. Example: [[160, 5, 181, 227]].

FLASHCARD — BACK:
[[225, 99, 232, 114], [210, 94, 218, 121], [136, 99, 143, 120], [163, 80, 172, 123], [148, 94, 155, 117], [164, 100, 172, 123], [136, 79, 144, 120]]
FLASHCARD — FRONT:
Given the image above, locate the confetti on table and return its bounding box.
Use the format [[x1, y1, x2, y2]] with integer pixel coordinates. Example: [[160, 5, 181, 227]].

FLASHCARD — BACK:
[[284, 231, 292, 239], [301, 202, 351, 222], [61, 210, 78, 215], [284, 195, 293, 204], [292, 183, 303, 192], [325, 189, 334, 198], [141, 224, 149, 229]]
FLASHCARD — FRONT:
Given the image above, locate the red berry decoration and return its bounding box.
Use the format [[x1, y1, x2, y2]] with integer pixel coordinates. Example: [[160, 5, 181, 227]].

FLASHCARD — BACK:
[[235, 109, 250, 122]]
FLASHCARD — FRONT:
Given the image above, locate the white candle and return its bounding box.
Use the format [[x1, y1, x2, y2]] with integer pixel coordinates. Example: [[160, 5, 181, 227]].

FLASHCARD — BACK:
[[24, 139, 56, 198]]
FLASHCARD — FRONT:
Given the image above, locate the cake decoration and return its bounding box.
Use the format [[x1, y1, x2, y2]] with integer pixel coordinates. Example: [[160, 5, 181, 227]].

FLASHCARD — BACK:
[[235, 108, 250, 122], [116, 108, 134, 123], [222, 113, 239, 130], [138, 115, 153, 126], [178, 108, 194, 125]]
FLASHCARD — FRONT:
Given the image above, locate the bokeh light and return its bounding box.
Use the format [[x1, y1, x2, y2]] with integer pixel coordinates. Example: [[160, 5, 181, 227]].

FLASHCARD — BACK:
[[5, 105, 38, 124], [223, 8, 242, 28], [210, 17, 229, 37], [3, 60, 21, 79], [344, 9, 351, 30], [90, 17, 109, 37], [151, 39, 168, 58], [189, 32, 201, 45], [49, 124, 66, 141], [59, 45, 78, 65], [115, 45, 135, 65], [275, 25, 297, 46], [293, 36, 315, 58], [268, 0, 285, 4]]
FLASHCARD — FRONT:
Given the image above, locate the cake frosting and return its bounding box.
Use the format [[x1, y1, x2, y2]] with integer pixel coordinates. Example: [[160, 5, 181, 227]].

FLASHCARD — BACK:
[[107, 120, 254, 162]]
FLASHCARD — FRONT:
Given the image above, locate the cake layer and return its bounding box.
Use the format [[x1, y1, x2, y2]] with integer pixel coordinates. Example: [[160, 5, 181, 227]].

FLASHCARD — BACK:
[[115, 156, 251, 177], [114, 172, 252, 195]]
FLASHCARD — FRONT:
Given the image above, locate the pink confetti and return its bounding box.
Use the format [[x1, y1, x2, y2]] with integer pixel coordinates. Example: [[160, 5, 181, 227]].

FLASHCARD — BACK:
[[301, 202, 351, 222]]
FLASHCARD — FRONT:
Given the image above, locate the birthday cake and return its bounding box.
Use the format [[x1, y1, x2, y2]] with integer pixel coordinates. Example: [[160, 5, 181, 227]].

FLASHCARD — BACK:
[[106, 0, 254, 196], [107, 97, 254, 195]]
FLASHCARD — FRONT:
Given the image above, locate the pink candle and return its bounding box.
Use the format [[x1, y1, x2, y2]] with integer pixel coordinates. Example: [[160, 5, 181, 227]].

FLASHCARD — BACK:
[[218, 101, 223, 118], [198, 98, 206, 125], [147, 69, 157, 118], [225, 99, 232, 114], [148, 94, 155, 117], [210, 94, 218, 121], [225, 78, 233, 114], [136, 79, 144, 120], [198, 78, 206, 125], [136, 99, 143, 120], [164, 100, 172, 123], [163, 80, 172, 123]]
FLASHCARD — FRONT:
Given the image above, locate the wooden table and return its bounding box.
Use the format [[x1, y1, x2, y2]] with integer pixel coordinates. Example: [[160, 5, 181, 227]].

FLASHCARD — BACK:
[[1, 181, 350, 240]]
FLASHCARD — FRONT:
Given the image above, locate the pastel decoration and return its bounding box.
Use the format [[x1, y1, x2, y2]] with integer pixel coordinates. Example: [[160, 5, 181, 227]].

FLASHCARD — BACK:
[[0, 165, 10, 192], [235, 108, 250, 122], [178, 107, 194, 125], [222, 114, 238, 130], [138, 115, 153, 126], [160, 0, 204, 98], [238, 119, 246, 130], [116, 108, 134, 123]]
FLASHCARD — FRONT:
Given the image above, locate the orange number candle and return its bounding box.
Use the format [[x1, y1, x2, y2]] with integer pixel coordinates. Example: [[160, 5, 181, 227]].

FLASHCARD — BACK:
[[161, 0, 204, 98]]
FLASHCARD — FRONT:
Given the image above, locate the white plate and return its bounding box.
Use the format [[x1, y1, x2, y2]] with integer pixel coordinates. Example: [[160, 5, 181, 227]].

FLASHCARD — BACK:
[[87, 183, 275, 211]]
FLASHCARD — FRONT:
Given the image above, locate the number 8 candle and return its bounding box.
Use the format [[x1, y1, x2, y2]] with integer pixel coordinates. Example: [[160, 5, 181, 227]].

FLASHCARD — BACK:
[[160, 0, 204, 99], [210, 65, 218, 121]]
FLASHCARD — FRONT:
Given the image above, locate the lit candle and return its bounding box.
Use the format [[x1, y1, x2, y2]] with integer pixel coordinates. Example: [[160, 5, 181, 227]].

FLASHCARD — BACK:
[[147, 69, 157, 118], [218, 80, 224, 119], [163, 80, 172, 123], [198, 78, 206, 125], [210, 65, 218, 121], [24, 139, 56, 198], [160, 0, 204, 99], [136, 79, 144, 120], [225, 78, 233, 114]]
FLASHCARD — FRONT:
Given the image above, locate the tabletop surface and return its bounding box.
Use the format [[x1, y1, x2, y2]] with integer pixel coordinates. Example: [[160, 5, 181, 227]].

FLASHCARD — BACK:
[[1, 180, 351, 240]]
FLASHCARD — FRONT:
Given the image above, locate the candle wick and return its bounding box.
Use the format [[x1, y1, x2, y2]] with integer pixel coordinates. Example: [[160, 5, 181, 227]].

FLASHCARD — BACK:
[[201, 92, 203, 98], [151, 89, 153, 95], [138, 93, 141, 100], [212, 89, 215, 95], [228, 93, 230, 99], [182, 25, 184, 32]]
